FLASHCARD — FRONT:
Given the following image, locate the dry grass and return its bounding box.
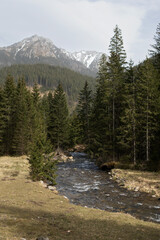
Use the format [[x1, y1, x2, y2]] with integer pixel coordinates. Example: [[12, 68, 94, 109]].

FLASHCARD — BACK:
[[0, 156, 29, 180], [112, 169, 160, 197], [0, 156, 159, 240]]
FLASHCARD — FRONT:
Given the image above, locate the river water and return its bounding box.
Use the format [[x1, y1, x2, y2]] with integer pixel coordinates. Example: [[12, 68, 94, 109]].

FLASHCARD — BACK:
[[56, 152, 160, 223]]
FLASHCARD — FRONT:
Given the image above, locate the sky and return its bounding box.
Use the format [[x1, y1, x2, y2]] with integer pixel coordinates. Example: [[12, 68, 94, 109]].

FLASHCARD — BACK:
[[0, 0, 159, 64]]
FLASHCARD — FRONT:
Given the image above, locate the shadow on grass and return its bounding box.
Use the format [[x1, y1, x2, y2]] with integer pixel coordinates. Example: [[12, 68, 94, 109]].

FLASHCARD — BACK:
[[0, 204, 160, 240]]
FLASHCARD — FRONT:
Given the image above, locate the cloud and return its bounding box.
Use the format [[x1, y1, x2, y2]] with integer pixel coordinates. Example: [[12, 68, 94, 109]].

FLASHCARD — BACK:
[[0, 0, 159, 63]]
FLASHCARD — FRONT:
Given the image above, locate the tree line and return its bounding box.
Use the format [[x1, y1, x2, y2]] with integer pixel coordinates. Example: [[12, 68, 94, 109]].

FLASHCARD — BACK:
[[0, 77, 69, 183], [74, 23, 160, 171]]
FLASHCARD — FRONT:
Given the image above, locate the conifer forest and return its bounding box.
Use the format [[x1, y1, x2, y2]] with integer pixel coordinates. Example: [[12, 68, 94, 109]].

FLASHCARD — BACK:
[[0, 24, 160, 184]]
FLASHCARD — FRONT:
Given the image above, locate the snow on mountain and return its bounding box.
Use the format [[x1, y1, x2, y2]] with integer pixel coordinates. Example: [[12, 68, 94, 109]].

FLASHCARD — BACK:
[[2, 35, 59, 59], [60, 48, 75, 60], [61, 49, 105, 71], [72, 51, 103, 69], [0, 35, 106, 75]]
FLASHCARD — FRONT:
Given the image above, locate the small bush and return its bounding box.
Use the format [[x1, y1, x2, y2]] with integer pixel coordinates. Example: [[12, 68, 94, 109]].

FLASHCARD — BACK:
[[100, 161, 116, 171]]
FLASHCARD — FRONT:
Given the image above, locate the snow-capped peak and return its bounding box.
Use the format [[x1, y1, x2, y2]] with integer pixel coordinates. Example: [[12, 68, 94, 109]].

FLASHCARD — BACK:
[[0, 35, 106, 75], [71, 50, 105, 70], [60, 49, 105, 71], [3, 35, 59, 59]]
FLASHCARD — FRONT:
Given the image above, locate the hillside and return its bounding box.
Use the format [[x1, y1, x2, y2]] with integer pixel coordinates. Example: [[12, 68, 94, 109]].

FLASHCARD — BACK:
[[0, 35, 104, 77], [0, 156, 159, 240], [0, 64, 96, 108]]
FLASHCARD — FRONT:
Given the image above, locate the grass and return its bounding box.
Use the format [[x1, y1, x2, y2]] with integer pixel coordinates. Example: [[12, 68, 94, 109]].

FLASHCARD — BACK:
[[112, 169, 160, 197], [0, 156, 160, 240]]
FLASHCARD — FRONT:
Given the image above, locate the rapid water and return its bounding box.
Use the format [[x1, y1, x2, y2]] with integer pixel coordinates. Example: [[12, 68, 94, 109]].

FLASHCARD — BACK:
[[56, 152, 160, 223]]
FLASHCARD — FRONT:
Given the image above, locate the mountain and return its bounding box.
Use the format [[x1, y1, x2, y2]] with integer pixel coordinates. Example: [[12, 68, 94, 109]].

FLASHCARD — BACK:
[[61, 49, 104, 73], [72, 51, 104, 72], [0, 35, 105, 76]]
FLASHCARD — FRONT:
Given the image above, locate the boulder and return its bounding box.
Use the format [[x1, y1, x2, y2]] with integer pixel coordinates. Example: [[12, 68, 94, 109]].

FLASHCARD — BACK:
[[48, 186, 56, 191], [40, 180, 47, 188], [67, 156, 74, 161]]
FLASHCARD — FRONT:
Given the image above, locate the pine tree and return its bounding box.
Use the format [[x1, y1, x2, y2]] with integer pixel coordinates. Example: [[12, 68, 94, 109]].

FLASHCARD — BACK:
[[108, 25, 127, 68], [149, 23, 160, 72], [32, 82, 40, 105], [3, 75, 16, 154], [0, 87, 7, 154], [77, 81, 92, 146], [28, 111, 57, 185], [91, 26, 127, 162], [68, 112, 81, 147], [29, 83, 57, 184], [136, 59, 159, 164], [27, 82, 42, 150], [46, 91, 54, 142], [118, 60, 137, 164], [48, 84, 69, 149], [90, 54, 112, 159], [12, 78, 31, 155], [107, 25, 127, 161]]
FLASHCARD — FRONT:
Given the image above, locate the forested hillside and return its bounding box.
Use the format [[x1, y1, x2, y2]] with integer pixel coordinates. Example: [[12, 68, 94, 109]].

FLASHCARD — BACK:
[[0, 64, 96, 108]]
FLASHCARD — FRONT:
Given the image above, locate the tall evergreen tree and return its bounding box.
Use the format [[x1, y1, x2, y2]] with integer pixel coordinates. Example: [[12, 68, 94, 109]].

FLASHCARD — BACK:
[[0, 87, 7, 154], [149, 23, 160, 72], [136, 59, 159, 164], [3, 75, 16, 154], [48, 84, 69, 149], [46, 91, 54, 142], [68, 111, 81, 147], [32, 82, 40, 105], [28, 110, 57, 185], [107, 25, 127, 161], [77, 81, 92, 146], [28, 82, 43, 149], [12, 78, 31, 155], [90, 54, 112, 159], [118, 60, 137, 164]]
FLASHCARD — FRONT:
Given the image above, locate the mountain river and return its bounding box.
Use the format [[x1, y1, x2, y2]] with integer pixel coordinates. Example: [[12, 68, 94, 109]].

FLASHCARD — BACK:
[[56, 152, 160, 223]]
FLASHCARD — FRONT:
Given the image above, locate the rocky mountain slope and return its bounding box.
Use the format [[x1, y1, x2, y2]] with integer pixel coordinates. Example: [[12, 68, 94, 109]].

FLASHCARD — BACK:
[[62, 49, 104, 72], [0, 35, 105, 76]]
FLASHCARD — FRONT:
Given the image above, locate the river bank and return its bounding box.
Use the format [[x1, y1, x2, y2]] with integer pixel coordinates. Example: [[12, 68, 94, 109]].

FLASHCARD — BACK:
[[111, 169, 160, 198], [0, 156, 159, 240]]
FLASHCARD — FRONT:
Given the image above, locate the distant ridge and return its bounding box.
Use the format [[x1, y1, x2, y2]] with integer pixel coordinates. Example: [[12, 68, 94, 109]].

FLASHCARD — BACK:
[[0, 35, 106, 76]]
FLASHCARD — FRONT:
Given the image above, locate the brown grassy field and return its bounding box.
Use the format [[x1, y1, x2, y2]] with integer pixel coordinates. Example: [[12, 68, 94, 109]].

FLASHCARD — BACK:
[[0, 156, 160, 240], [112, 169, 160, 198]]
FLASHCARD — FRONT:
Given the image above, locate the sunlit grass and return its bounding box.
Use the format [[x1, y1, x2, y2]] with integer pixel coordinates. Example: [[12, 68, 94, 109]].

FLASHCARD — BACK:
[[112, 169, 160, 197], [0, 156, 159, 240]]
